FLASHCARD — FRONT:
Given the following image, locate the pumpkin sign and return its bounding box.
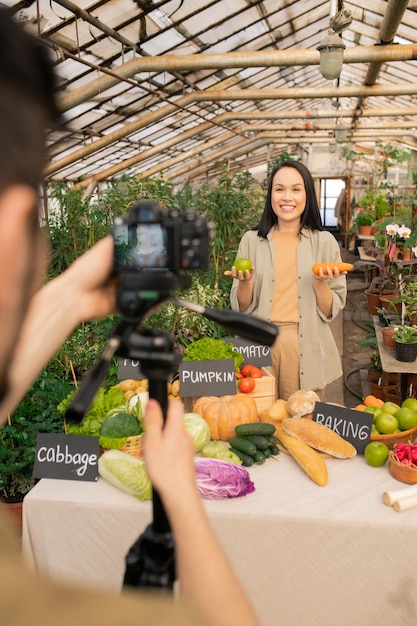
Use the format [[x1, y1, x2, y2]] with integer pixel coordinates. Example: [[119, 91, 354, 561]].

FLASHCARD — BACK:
[[193, 394, 258, 441]]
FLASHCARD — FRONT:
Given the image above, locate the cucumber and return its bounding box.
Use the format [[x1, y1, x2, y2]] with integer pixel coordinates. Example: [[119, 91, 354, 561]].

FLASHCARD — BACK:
[[266, 435, 279, 446], [270, 445, 279, 456], [244, 435, 270, 451], [235, 423, 276, 437], [252, 450, 266, 464], [229, 447, 254, 467], [228, 437, 257, 457], [263, 447, 272, 458]]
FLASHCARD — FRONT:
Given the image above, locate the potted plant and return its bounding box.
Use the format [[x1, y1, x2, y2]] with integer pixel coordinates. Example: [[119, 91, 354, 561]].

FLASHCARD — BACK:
[[352, 209, 374, 236], [393, 325, 417, 362], [0, 373, 69, 531], [400, 281, 417, 326]]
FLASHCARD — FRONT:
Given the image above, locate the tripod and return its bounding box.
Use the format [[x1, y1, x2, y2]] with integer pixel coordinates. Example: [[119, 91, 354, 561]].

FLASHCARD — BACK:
[[65, 277, 278, 592]]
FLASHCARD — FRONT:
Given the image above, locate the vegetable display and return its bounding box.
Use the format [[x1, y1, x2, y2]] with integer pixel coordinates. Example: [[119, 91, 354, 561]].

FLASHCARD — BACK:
[[183, 337, 244, 370], [194, 457, 255, 499]]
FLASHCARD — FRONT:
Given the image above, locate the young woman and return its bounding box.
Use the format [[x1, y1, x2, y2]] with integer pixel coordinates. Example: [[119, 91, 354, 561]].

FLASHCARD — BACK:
[[225, 160, 347, 401]]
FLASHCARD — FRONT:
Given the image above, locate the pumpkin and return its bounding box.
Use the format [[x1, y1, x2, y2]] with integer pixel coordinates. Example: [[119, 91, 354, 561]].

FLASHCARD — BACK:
[[193, 394, 258, 441]]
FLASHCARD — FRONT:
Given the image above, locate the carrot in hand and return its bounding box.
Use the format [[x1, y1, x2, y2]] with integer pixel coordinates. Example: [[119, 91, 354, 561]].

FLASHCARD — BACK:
[[312, 262, 354, 275]]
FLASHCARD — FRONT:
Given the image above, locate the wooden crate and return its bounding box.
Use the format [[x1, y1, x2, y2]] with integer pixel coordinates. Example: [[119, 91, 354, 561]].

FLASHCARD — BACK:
[[245, 366, 275, 412], [182, 366, 276, 415]]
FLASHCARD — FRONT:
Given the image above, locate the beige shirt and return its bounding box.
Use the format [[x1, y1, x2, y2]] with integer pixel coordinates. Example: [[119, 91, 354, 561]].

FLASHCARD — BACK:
[[230, 227, 347, 390]]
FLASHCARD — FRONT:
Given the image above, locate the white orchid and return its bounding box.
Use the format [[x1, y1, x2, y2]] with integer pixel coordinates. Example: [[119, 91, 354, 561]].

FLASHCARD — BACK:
[[385, 223, 399, 237], [397, 224, 412, 239]]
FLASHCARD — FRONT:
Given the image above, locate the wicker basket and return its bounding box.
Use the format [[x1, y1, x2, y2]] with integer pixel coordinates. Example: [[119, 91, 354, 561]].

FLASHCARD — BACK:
[[100, 433, 144, 459], [370, 425, 417, 449], [388, 452, 417, 484]]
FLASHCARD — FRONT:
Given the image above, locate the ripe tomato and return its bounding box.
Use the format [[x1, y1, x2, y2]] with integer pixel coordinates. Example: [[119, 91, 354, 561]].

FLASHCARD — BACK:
[[235, 371, 243, 379], [238, 377, 255, 394], [241, 364, 263, 379]]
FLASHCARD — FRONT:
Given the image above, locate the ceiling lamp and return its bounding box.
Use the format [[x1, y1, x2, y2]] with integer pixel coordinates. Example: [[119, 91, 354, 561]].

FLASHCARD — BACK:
[[316, 6, 352, 80]]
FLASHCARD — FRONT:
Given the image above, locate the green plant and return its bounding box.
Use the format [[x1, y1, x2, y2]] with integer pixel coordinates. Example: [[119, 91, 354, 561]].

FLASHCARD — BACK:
[[353, 210, 374, 227], [401, 281, 417, 322], [393, 325, 417, 344], [0, 372, 69, 501]]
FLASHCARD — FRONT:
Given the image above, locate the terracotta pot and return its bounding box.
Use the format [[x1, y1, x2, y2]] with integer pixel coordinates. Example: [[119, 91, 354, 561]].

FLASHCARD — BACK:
[[0, 500, 23, 534], [365, 289, 382, 316], [381, 326, 397, 350], [358, 225, 373, 236], [383, 385, 401, 405], [380, 294, 403, 317]]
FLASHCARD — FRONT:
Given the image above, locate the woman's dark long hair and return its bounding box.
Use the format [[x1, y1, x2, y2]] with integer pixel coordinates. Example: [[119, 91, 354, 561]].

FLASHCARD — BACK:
[[256, 160, 324, 238]]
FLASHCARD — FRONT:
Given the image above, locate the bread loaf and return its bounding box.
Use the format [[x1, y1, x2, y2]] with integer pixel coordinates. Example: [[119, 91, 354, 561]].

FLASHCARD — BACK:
[[282, 417, 357, 458], [286, 389, 320, 418], [275, 424, 328, 486]]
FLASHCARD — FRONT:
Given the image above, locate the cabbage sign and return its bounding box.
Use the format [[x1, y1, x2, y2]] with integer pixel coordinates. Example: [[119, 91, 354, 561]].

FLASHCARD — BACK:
[[33, 433, 99, 481]]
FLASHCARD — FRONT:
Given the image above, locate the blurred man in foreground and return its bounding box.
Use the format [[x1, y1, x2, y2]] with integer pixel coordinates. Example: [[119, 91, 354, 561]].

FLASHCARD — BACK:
[[0, 9, 260, 626]]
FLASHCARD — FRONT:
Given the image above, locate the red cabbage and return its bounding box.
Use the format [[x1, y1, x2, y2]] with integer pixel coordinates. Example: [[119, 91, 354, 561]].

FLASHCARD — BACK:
[[194, 458, 255, 499]]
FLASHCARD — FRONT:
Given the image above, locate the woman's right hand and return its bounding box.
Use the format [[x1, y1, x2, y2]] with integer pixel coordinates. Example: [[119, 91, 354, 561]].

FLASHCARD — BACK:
[[224, 265, 255, 281]]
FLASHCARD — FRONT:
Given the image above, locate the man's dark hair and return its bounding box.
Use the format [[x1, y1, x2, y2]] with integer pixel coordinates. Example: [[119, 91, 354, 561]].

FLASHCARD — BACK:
[[0, 9, 59, 192]]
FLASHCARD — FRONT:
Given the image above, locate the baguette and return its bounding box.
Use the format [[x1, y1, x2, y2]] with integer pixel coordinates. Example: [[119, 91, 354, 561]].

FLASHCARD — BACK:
[[275, 424, 328, 486], [282, 417, 357, 459]]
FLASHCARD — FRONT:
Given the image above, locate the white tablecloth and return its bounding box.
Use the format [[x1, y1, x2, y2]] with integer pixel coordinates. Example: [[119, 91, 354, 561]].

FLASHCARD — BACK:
[[22, 453, 417, 626]]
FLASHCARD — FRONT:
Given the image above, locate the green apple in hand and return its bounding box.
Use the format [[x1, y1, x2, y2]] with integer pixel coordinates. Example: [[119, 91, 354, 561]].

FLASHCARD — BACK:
[[364, 441, 389, 467], [233, 257, 253, 274]]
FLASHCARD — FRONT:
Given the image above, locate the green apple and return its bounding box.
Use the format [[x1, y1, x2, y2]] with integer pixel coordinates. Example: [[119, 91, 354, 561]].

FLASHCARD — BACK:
[[395, 407, 417, 431], [401, 397, 417, 413], [381, 401, 401, 416], [375, 412, 399, 434], [233, 257, 253, 274], [364, 441, 389, 467]]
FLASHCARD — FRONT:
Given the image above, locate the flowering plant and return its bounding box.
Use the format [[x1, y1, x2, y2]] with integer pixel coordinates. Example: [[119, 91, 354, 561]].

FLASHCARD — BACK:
[[385, 223, 417, 259]]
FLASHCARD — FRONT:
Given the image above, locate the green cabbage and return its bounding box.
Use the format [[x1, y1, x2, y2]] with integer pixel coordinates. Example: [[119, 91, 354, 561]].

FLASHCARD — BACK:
[[183, 412, 211, 452], [98, 450, 152, 500], [201, 441, 242, 464]]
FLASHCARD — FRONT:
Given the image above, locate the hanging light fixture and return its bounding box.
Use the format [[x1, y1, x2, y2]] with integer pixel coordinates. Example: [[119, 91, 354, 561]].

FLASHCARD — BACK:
[[316, 6, 352, 81]]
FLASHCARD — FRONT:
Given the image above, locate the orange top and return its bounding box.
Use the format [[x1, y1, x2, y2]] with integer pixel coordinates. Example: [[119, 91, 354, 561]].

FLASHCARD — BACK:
[[270, 229, 299, 324]]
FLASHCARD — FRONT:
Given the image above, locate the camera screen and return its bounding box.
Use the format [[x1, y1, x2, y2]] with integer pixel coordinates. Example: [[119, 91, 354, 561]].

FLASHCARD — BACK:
[[114, 223, 168, 269]]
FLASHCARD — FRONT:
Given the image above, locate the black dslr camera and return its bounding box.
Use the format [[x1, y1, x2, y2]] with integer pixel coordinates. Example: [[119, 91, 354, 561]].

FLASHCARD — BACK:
[[112, 200, 210, 320]]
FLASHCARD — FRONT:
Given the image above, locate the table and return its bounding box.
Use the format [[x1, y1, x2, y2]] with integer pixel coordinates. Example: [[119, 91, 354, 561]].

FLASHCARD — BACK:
[[22, 453, 417, 626], [374, 316, 417, 401]]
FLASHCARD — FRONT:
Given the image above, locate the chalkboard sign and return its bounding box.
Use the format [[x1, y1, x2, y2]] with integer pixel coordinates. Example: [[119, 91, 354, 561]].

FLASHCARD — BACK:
[[313, 402, 373, 454], [179, 359, 236, 397], [117, 357, 146, 379], [33, 433, 99, 482], [223, 337, 272, 367]]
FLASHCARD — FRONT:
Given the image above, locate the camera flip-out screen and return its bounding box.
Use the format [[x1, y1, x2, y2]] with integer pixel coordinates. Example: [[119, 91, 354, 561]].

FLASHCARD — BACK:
[[114, 222, 168, 270]]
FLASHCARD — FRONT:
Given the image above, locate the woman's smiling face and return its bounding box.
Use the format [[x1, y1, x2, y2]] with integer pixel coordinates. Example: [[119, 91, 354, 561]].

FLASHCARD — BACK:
[[271, 166, 306, 230]]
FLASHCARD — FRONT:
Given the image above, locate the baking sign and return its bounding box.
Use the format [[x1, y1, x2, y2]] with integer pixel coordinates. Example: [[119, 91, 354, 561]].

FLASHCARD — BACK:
[[313, 402, 373, 454], [223, 337, 272, 367], [33, 433, 99, 482], [179, 359, 236, 397]]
